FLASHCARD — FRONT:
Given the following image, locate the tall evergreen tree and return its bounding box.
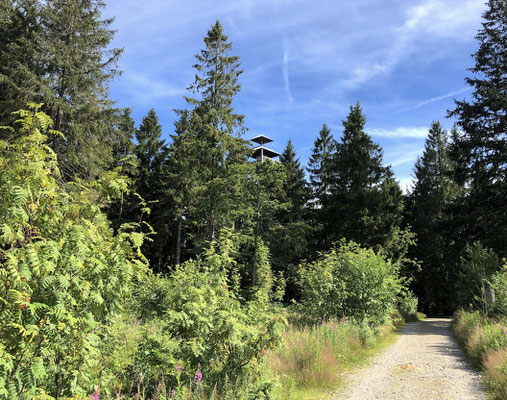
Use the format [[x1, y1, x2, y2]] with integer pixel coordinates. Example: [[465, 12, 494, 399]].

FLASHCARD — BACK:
[[307, 124, 336, 209], [174, 21, 250, 244], [269, 140, 311, 300], [329, 102, 403, 251], [407, 122, 460, 314], [133, 109, 170, 271], [448, 0, 507, 256], [0, 0, 44, 128], [279, 139, 309, 222], [0, 0, 123, 177]]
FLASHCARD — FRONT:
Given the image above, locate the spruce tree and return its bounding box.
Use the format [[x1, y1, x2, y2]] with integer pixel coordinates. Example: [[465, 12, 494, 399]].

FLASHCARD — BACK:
[[448, 0, 507, 256], [269, 140, 311, 300], [0, 0, 44, 128], [307, 124, 336, 209], [408, 122, 460, 314], [175, 21, 249, 244], [0, 0, 123, 178], [280, 139, 309, 221], [133, 109, 170, 271], [329, 102, 403, 251]]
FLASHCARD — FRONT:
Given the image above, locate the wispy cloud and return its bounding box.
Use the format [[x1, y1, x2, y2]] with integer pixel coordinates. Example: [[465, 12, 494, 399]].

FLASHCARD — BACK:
[[368, 127, 428, 138], [122, 73, 186, 104], [397, 87, 472, 112], [343, 0, 484, 88], [282, 40, 294, 103]]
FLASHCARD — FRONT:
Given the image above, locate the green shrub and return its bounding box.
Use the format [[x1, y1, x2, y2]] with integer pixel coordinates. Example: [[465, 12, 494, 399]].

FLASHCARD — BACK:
[[97, 233, 285, 398], [452, 310, 507, 399], [0, 106, 147, 399], [398, 291, 419, 319], [298, 241, 403, 325], [456, 242, 501, 313], [492, 263, 507, 314]]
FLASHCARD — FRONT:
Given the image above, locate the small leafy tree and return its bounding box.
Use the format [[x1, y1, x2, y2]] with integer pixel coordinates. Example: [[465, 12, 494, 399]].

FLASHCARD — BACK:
[[299, 241, 403, 326], [0, 105, 147, 399], [456, 242, 501, 313]]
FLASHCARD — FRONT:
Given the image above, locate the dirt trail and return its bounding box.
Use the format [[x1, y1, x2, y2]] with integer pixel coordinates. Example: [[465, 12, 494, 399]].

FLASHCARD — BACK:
[[333, 318, 486, 400]]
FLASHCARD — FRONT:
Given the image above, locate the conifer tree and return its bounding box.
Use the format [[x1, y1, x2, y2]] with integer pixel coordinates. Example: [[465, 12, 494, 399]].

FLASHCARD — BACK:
[[279, 139, 309, 221], [133, 109, 170, 271], [307, 124, 336, 209], [329, 102, 403, 251], [0, 0, 44, 128], [408, 121, 461, 314], [0, 0, 123, 178], [175, 21, 249, 244], [448, 0, 507, 256]]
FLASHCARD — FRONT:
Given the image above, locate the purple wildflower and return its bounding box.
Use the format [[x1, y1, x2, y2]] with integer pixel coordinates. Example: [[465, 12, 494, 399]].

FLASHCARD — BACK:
[[91, 391, 99, 400], [479, 328, 483, 337], [341, 317, 346, 324], [175, 364, 182, 372], [331, 323, 337, 330], [194, 370, 203, 384]]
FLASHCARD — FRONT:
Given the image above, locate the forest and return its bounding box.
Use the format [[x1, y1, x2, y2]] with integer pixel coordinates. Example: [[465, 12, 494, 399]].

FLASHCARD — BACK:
[[0, 0, 506, 399]]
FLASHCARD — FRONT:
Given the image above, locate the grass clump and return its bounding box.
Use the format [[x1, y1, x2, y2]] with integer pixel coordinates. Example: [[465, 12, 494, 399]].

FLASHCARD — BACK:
[[266, 318, 398, 400], [452, 310, 507, 399]]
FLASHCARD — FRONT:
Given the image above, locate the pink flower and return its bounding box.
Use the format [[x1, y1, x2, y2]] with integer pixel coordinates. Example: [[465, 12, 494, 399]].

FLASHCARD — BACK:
[[478, 328, 483, 337], [194, 370, 203, 384]]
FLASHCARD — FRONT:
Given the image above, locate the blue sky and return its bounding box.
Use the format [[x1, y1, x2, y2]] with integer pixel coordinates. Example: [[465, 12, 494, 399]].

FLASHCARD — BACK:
[[103, 0, 486, 191]]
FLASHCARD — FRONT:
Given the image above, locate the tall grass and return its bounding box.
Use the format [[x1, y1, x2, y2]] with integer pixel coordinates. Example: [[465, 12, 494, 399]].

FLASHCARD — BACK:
[[452, 310, 507, 400], [266, 318, 397, 400]]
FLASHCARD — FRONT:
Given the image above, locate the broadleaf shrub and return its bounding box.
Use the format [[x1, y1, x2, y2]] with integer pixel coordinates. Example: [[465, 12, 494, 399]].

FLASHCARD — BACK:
[[0, 105, 147, 399], [298, 241, 403, 326]]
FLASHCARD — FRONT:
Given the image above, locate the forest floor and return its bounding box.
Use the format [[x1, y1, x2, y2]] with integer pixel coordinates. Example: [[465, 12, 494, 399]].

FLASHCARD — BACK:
[[331, 318, 487, 400]]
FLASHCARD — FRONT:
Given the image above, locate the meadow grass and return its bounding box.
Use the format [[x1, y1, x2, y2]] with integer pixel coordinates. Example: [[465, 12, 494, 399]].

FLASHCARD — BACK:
[[452, 310, 507, 400], [266, 318, 402, 400]]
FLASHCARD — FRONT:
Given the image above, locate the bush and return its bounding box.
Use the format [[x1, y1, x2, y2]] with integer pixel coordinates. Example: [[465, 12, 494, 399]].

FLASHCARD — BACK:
[[0, 106, 147, 399], [298, 241, 403, 326], [452, 310, 507, 399], [456, 242, 501, 313], [492, 263, 507, 314], [398, 291, 419, 319], [96, 233, 286, 399]]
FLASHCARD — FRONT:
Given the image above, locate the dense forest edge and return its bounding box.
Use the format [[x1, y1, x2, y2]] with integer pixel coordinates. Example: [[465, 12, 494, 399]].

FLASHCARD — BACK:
[[0, 0, 506, 399]]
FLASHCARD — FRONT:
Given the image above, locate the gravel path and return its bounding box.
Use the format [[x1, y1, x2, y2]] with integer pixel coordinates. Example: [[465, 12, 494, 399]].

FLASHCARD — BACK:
[[332, 318, 487, 400]]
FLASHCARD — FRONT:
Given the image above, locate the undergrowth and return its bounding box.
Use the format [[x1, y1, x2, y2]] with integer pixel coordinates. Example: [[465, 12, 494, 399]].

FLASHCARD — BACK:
[[452, 310, 507, 400]]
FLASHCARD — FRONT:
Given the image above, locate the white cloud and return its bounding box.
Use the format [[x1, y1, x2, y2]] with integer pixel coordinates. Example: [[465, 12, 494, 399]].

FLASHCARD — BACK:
[[122, 73, 186, 104], [397, 176, 415, 194], [343, 0, 485, 88], [368, 127, 428, 138], [282, 40, 294, 103], [398, 87, 472, 112]]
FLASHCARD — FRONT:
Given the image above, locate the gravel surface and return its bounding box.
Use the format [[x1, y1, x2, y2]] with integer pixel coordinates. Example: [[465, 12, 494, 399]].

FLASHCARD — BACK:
[[332, 318, 487, 400]]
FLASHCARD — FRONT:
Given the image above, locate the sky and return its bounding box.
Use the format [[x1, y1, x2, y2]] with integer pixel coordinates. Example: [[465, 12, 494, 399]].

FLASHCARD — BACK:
[[103, 0, 487, 191]]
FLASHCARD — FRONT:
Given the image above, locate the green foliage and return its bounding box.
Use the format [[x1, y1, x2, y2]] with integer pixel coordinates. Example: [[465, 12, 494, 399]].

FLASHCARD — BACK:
[[448, 0, 507, 259], [452, 310, 507, 400], [0, 0, 124, 178], [298, 241, 403, 326], [0, 105, 147, 398], [491, 263, 507, 314], [96, 231, 285, 399], [397, 291, 419, 319], [456, 242, 501, 313]]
